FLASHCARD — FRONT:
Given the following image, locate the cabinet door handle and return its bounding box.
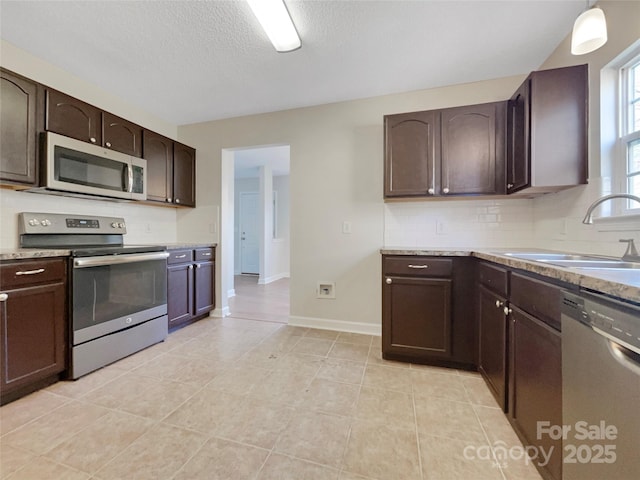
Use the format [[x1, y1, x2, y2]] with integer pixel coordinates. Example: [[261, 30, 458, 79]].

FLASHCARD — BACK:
[[507, 183, 514, 189], [503, 306, 512, 315], [90, 137, 97, 143], [443, 187, 450, 194], [166, 198, 172, 203], [427, 188, 435, 195], [175, 254, 187, 259], [495, 300, 504, 308], [175, 198, 181, 204], [15, 268, 45, 276], [0, 293, 7, 302], [105, 142, 112, 147], [188, 265, 194, 270], [201, 252, 211, 256], [385, 278, 392, 284], [408, 264, 429, 269]]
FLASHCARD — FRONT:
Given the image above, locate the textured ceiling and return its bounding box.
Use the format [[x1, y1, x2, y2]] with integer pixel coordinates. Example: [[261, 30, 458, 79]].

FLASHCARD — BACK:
[[0, 1, 589, 126]]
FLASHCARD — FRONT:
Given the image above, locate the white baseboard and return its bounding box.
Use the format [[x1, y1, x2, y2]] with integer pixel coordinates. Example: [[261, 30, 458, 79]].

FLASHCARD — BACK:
[[258, 272, 289, 285], [288, 315, 381, 336], [227, 289, 236, 298], [211, 306, 230, 318]]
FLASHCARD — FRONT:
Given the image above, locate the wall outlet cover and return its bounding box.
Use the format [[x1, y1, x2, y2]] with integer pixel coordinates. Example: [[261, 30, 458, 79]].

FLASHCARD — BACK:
[[317, 281, 336, 299]]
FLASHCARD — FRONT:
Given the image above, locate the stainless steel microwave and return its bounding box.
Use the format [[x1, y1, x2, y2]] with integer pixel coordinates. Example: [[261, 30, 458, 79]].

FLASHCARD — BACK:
[[38, 131, 147, 201]]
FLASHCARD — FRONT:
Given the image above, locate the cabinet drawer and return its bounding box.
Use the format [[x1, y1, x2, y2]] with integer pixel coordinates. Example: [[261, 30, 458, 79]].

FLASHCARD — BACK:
[[0, 258, 66, 289], [478, 262, 508, 296], [383, 256, 452, 277], [194, 248, 214, 262], [510, 273, 562, 331], [167, 250, 193, 265]]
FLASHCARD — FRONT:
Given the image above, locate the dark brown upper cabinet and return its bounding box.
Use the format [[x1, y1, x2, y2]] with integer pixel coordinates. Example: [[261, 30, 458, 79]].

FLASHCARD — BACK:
[[506, 64, 588, 195], [384, 110, 439, 197], [142, 130, 196, 207], [46, 89, 143, 158], [0, 68, 43, 186], [102, 112, 142, 157], [384, 101, 506, 199], [46, 88, 102, 146]]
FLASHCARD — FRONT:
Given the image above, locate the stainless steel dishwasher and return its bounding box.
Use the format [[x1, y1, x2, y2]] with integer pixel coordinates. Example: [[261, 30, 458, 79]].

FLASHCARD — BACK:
[[562, 291, 640, 480]]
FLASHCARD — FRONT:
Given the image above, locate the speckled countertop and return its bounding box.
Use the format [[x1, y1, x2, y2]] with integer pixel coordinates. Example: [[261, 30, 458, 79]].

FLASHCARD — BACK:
[[0, 243, 216, 261], [381, 248, 640, 304]]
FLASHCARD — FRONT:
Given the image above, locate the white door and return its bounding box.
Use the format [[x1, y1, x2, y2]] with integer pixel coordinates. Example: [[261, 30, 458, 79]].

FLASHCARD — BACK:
[[239, 192, 260, 274]]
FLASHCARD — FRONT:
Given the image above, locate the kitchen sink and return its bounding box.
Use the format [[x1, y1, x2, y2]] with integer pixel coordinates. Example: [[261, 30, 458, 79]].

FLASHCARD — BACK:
[[498, 252, 640, 270]]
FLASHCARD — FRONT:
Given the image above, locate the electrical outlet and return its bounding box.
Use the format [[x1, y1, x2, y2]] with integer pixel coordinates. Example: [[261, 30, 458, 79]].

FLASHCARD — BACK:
[[317, 281, 336, 299]]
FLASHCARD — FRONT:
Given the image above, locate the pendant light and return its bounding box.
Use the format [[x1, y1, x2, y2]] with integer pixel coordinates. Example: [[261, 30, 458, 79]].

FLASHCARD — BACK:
[[571, 4, 607, 55], [247, 0, 301, 52]]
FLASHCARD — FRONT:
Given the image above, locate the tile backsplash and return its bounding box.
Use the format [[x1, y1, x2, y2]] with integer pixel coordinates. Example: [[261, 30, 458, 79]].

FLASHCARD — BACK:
[[0, 190, 178, 250], [384, 198, 534, 248]]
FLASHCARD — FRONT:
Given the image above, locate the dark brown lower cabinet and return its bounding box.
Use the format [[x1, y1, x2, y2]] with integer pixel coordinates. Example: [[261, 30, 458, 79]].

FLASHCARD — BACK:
[[167, 247, 215, 330], [0, 258, 67, 405], [478, 285, 508, 411], [382, 255, 475, 368], [509, 306, 562, 480]]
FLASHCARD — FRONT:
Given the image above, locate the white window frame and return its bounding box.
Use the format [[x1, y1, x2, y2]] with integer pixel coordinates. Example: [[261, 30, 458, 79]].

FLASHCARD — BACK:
[[615, 51, 640, 214]]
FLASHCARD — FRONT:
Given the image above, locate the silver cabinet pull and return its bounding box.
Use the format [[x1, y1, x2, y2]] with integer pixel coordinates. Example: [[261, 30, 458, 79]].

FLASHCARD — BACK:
[[503, 306, 512, 315], [427, 188, 435, 195], [166, 198, 172, 203], [90, 137, 97, 143], [15, 268, 45, 276], [188, 265, 194, 270], [175, 254, 187, 259], [408, 264, 429, 269], [385, 278, 392, 284], [507, 183, 514, 189], [175, 198, 181, 204], [443, 187, 450, 194], [0, 293, 8, 302], [495, 300, 504, 308], [201, 252, 211, 256], [105, 142, 112, 147]]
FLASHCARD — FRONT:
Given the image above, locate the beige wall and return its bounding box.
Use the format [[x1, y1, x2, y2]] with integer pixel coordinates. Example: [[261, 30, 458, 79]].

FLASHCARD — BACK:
[[532, 0, 640, 256], [177, 76, 523, 333], [0, 40, 181, 249]]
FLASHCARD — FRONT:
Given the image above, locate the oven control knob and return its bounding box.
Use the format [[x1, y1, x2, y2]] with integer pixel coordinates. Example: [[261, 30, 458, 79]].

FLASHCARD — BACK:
[[28, 219, 40, 226], [111, 222, 119, 228], [41, 219, 51, 226], [118, 222, 125, 228]]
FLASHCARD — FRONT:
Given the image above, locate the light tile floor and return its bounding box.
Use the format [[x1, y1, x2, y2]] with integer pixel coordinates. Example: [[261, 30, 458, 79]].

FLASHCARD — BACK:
[[0, 317, 544, 480]]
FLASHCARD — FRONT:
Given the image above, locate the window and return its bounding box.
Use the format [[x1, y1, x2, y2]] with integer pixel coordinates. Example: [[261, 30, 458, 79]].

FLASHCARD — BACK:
[[620, 53, 640, 207]]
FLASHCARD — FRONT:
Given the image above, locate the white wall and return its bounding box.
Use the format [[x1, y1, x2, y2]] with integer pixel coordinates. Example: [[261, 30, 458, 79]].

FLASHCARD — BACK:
[[531, 0, 640, 256], [177, 75, 523, 334], [0, 40, 180, 249]]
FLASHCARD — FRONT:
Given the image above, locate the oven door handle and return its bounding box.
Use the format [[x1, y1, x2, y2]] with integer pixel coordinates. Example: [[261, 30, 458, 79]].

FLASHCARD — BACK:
[[74, 251, 169, 268]]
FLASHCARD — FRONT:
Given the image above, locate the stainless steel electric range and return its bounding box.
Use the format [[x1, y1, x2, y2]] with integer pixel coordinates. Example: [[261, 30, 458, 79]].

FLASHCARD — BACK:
[[19, 212, 169, 379]]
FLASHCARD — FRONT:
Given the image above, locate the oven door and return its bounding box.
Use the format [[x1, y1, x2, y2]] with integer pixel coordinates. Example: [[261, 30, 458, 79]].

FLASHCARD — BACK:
[[72, 251, 169, 345]]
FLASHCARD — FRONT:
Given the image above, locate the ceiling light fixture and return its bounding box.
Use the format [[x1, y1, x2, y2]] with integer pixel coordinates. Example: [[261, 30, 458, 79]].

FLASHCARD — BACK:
[[247, 0, 301, 53], [571, 5, 607, 55]]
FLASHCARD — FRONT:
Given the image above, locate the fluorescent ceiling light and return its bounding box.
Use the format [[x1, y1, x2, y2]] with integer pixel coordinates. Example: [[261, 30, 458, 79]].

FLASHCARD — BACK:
[[571, 7, 607, 55], [247, 0, 301, 53]]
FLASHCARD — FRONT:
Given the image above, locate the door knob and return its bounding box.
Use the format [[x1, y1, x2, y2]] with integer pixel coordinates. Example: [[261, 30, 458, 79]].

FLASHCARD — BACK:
[[495, 300, 504, 308], [503, 306, 512, 315], [385, 278, 392, 284], [0, 293, 7, 302], [443, 187, 450, 194]]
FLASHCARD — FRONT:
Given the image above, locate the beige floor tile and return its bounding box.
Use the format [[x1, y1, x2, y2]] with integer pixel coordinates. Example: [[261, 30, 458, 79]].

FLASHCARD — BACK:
[[80, 373, 160, 409], [249, 369, 315, 407], [317, 358, 365, 385], [0, 390, 69, 435], [164, 389, 244, 434], [45, 410, 154, 474], [335, 333, 373, 346], [216, 397, 295, 449], [273, 353, 326, 376], [338, 472, 378, 480], [275, 411, 351, 468], [419, 433, 503, 480], [362, 364, 413, 392], [366, 347, 411, 368], [5, 457, 91, 480], [45, 366, 128, 399], [258, 453, 340, 480], [0, 445, 35, 479], [132, 353, 225, 385], [305, 328, 340, 340], [169, 337, 251, 362], [462, 375, 500, 408], [257, 333, 304, 352], [355, 386, 415, 429], [2, 401, 109, 455], [414, 397, 487, 443], [206, 366, 273, 395], [301, 378, 360, 416], [342, 420, 421, 480], [93, 423, 206, 480], [292, 337, 335, 356], [173, 437, 269, 480], [328, 343, 370, 363], [411, 368, 468, 401], [117, 378, 200, 420]]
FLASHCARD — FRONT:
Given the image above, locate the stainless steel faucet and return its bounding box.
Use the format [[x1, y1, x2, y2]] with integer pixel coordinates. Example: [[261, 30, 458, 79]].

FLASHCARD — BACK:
[[619, 239, 640, 262], [581, 193, 640, 224]]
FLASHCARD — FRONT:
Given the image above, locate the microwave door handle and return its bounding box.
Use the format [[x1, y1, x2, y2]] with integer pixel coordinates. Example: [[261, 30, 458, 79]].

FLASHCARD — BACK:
[[124, 164, 133, 193]]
